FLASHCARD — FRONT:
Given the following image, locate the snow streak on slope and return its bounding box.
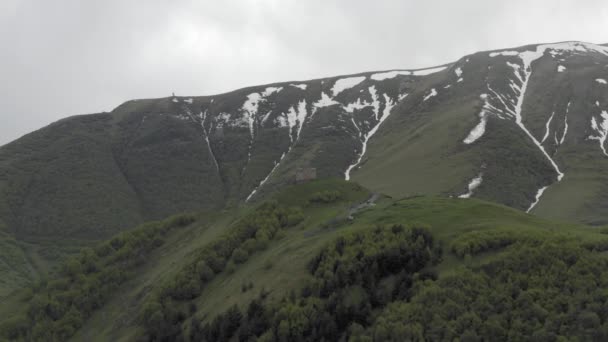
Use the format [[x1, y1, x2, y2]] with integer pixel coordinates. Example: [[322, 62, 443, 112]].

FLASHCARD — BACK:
[[589, 111, 608, 156], [559, 102, 570, 145], [182, 105, 220, 172], [489, 44, 568, 186], [463, 93, 504, 144], [199, 110, 220, 172], [558, 65, 566, 72], [241, 86, 283, 137], [423, 88, 437, 102], [482, 43, 598, 209], [527, 186, 548, 212], [247, 101, 308, 201], [240, 87, 284, 170], [541, 112, 555, 143], [344, 94, 400, 180], [458, 173, 483, 198], [313, 92, 340, 112], [597, 79, 607, 85], [332, 76, 366, 96], [246, 152, 287, 202], [293, 100, 308, 141]]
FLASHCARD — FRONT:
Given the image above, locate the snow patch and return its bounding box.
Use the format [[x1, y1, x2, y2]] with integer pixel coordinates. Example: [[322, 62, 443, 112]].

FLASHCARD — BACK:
[[368, 86, 381, 119], [458, 174, 483, 198], [589, 111, 608, 156], [313, 92, 340, 111], [343, 98, 371, 113], [455, 67, 463, 77], [423, 88, 438, 102], [489, 50, 519, 57], [184, 98, 193, 104], [371, 70, 411, 81], [332, 76, 366, 96], [275, 115, 288, 128], [242, 93, 262, 137], [172, 98, 179, 103], [463, 94, 493, 144], [342, 86, 381, 119], [294, 100, 308, 140], [290, 84, 308, 90], [557, 65, 566, 72], [261, 87, 283, 96], [411, 66, 447, 76], [491, 42, 608, 60], [597, 78, 607, 84], [369, 66, 447, 81]]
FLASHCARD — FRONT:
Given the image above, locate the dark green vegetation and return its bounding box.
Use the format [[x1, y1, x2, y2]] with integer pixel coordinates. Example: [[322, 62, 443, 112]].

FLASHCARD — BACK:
[[356, 240, 608, 341], [141, 201, 305, 340], [2, 179, 608, 341], [0, 213, 195, 341], [191, 224, 439, 341]]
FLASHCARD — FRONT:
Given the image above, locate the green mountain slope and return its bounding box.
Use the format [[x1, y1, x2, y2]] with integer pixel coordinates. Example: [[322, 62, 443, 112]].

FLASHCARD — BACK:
[[2, 179, 607, 341], [1, 40, 608, 301]]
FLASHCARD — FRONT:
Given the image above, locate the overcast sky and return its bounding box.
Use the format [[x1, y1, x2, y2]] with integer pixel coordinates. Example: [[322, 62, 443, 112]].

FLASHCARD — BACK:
[[1, 0, 607, 145]]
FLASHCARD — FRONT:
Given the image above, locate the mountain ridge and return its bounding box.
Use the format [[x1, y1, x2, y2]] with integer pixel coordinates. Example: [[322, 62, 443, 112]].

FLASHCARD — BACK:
[[1, 41, 608, 287]]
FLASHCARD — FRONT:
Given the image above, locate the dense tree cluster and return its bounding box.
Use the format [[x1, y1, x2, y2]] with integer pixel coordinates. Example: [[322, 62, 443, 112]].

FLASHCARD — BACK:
[[449, 228, 542, 258], [189, 224, 440, 341], [353, 240, 608, 341], [307, 190, 343, 204], [141, 201, 304, 341], [0, 213, 196, 341]]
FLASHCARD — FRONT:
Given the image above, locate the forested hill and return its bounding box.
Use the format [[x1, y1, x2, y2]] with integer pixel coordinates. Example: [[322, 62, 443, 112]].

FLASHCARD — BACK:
[[2, 179, 608, 341]]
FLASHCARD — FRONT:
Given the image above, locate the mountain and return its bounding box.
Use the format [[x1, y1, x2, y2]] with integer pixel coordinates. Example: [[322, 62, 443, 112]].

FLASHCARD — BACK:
[[1, 40, 608, 297]]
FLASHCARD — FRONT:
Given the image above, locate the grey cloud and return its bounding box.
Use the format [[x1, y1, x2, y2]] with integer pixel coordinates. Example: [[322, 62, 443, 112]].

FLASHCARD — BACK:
[[1, 0, 607, 145]]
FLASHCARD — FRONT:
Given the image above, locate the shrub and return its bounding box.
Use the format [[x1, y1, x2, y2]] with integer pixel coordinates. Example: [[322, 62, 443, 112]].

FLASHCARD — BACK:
[[308, 190, 343, 204], [232, 248, 249, 264]]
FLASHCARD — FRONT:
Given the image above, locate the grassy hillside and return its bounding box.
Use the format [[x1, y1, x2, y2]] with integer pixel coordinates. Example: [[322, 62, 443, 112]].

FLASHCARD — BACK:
[[2, 179, 606, 341]]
